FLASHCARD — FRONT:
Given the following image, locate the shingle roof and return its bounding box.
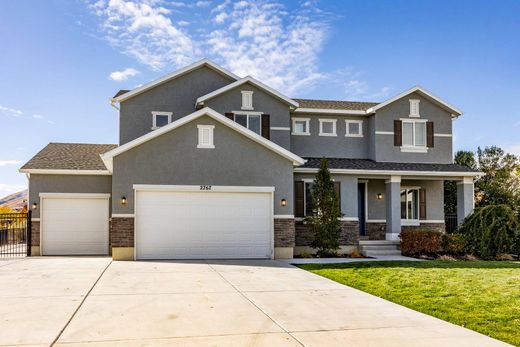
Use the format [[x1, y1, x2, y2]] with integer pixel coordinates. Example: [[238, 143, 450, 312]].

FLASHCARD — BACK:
[[293, 99, 378, 111], [301, 157, 479, 173], [113, 90, 130, 98], [21, 143, 118, 171]]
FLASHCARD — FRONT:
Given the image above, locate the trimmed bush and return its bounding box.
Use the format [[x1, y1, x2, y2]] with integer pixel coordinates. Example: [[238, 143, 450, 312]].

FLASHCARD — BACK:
[[400, 230, 443, 256], [457, 204, 520, 258], [443, 234, 465, 255]]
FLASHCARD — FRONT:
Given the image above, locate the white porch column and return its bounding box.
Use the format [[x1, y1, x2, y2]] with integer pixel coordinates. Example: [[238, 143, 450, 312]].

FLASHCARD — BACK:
[[457, 176, 475, 225], [385, 175, 401, 241]]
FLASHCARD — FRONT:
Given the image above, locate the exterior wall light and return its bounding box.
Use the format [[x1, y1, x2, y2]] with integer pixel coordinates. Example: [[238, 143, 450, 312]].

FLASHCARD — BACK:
[[32, 202, 38, 210], [377, 193, 383, 200], [121, 196, 127, 205], [281, 198, 287, 206]]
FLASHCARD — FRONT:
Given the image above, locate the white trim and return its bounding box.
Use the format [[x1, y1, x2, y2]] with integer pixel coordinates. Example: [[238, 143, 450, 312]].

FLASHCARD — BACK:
[[386, 233, 400, 241], [241, 90, 254, 110], [101, 107, 305, 168], [367, 219, 446, 224], [409, 99, 420, 118], [294, 108, 366, 115], [402, 219, 420, 226], [232, 110, 263, 115], [196, 76, 298, 108], [345, 119, 363, 137], [401, 119, 427, 150], [457, 176, 474, 184], [292, 117, 311, 136], [111, 214, 135, 218], [434, 133, 452, 137], [32, 218, 40, 222], [270, 127, 291, 131], [400, 146, 428, 153], [386, 176, 401, 183], [367, 219, 386, 223], [197, 124, 215, 149], [39, 193, 111, 199], [400, 118, 428, 122], [112, 59, 239, 103], [318, 118, 337, 136], [19, 169, 111, 175], [375, 131, 394, 135], [133, 184, 275, 193], [151, 111, 173, 130], [365, 86, 463, 117], [341, 217, 359, 222], [274, 214, 294, 219], [294, 167, 483, 177]]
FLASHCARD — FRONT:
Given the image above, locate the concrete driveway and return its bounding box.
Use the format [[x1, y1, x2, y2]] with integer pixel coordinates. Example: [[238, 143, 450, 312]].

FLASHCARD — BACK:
[[0, 257, 510, 347]]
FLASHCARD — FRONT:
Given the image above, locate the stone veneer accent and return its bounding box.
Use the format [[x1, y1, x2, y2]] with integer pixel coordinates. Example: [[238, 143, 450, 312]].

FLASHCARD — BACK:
[[274, 218, 295, 247], [110, 217, 134, 247], [295, 220, 359, 246], [366, 222, 386, 240], [402, 223, 445, 233], [31, 221, 40, 246]]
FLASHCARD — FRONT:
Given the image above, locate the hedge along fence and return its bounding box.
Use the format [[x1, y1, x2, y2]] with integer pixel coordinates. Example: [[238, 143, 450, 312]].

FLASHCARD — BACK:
[[457, 204, 520, 258]]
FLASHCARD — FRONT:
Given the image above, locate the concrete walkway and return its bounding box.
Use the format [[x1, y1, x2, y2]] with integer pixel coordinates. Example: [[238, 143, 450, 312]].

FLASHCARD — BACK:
[[287, 255, 421, 264], [0, 257, 510, 346]]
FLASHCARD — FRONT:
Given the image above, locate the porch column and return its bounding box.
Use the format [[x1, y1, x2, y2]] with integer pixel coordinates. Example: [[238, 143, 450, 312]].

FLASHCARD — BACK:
[[457, 176, 475, 225], [385, 175, 401, 241]]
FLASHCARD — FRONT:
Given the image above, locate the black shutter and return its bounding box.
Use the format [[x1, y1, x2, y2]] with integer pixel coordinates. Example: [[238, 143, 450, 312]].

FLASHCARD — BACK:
[[394, 120, 402, 146], [261, 114, 270, 140], [294, 181, 304, 217], [225, 112, 234, 121], [427, 121, 434, 148], [333, 181, 341, 212], [419, 189, 427, 220]]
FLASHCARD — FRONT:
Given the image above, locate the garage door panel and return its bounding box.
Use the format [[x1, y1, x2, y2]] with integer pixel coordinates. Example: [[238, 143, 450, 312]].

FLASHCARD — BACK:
[[42, 197, 109, 255], [136, 190, 272, 259]]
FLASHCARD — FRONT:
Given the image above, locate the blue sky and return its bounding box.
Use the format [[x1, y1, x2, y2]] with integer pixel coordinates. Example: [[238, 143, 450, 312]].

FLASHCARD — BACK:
[[0, 0, 519, 196]]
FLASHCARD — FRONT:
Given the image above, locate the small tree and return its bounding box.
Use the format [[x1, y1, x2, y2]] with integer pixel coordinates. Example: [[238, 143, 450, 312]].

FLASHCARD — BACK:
[[305, 158, 343, 256]]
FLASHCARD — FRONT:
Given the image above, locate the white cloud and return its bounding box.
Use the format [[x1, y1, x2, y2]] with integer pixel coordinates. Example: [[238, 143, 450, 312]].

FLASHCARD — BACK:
[[109, 67, 140, 81], [196, 1, 211, 7], [32, 114, 43, 119], [0, 105, 23, 117], [91, 0, 200, 71], [178, 20, 190, 26], [0, 160, 21, 167], [0, 184, 26, 196]]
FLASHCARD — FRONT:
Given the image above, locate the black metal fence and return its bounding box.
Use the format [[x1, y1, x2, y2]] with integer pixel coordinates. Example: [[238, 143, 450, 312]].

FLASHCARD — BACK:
[[445, 213, 458, 233], [0, 212, 31, 257]]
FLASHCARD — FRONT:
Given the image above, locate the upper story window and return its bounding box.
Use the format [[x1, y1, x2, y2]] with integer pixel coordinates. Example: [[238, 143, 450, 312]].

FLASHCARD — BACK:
[[241, 91, 254, 110], [234, 112, 261, 135], [345, 120, 363, 137], [402, 119, 426, 148], [197, 125, 215, 149], [318, 119, 337, 136], [409, 99, 420, 117], [292, 118, 310, 136], [151, 111, 172, 130]]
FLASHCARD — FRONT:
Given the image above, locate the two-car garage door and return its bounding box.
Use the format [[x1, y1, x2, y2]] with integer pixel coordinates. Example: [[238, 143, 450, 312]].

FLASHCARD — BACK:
[[135, 187, 273, 259]]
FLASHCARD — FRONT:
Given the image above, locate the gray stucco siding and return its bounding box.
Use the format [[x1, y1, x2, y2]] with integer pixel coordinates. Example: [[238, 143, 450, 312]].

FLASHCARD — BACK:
[[204, 82, 291, 150], [119, 66, 234, 145], [374, 92, 453, 163], [112, 115, 294, 215], [290, 115, 369, 158], [29, 174, 112, 218]]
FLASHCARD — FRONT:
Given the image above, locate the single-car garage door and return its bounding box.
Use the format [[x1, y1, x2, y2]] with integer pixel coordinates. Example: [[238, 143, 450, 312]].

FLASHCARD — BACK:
[[135, 186, 273, 259], [41, 193, 109, 255]]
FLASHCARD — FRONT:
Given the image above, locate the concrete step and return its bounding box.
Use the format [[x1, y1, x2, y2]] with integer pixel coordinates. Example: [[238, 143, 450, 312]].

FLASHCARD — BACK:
[[363, 249, 402, 257], [359, 245, 400, 251]]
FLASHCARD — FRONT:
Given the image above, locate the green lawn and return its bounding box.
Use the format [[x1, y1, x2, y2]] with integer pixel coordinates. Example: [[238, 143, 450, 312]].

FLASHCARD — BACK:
[[298, 261, 520, 346]]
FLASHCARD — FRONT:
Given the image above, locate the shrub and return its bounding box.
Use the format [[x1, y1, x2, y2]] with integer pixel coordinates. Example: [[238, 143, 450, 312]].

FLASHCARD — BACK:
[[443, 234, 465, 255], [457, 204, 520, 258], [400, 230, 443, 256]]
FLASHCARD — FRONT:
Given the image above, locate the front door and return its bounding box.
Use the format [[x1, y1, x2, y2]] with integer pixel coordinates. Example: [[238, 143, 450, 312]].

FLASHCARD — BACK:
[[358, 183, 366, 236]]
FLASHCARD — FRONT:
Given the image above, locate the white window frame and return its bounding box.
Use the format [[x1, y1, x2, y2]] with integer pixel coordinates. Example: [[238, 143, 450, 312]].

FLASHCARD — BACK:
[[151, 111, 173, 130], [292, 117, 310, 136], [241, 90, 254, 110], [400, 187, 420, 225], [197, 125, 215, 149], [409, 99, 420, 118], [401, 119, 427, 153], [302, 179, 314, 217], [345, 120, 363, 137], [318, 119, 337, 136], [232, 111, 262, 136]]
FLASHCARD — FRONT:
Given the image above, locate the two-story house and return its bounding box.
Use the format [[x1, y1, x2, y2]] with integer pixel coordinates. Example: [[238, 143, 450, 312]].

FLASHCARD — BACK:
[[20, 59, 479, 260]]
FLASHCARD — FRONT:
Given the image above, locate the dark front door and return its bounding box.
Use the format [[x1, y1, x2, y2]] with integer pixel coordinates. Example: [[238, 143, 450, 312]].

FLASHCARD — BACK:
[[358, 183, 366, 236]]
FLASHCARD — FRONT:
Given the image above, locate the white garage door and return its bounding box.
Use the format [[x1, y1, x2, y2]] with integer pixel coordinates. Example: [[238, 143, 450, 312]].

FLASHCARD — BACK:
[[41, 194, 109, 255], [135, 187, 273, 259]]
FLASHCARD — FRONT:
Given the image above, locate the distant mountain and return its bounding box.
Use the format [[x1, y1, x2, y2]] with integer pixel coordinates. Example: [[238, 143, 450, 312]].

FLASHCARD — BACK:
[[0, 189, 28, 212]]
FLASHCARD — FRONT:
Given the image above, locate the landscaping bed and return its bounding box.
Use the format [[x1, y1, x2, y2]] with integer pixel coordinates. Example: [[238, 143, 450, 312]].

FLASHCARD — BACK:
[[298, 260, 520, 346]]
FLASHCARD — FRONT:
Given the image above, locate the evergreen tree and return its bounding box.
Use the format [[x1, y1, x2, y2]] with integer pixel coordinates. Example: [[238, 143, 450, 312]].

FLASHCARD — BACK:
[[305, 158, 343, 256]]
